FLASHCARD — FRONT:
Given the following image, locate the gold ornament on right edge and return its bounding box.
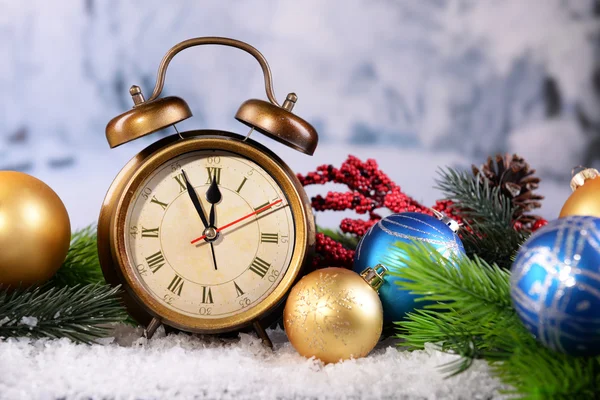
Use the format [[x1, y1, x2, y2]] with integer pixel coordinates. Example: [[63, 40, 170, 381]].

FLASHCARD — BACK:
[[283, 266, 386, 364], [559, 168, 600, 218]]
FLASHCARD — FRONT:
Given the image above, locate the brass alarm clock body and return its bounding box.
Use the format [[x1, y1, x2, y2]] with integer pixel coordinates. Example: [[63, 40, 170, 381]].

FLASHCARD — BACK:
[[98, 37, 318, 342], [98, 130, 315, 335]]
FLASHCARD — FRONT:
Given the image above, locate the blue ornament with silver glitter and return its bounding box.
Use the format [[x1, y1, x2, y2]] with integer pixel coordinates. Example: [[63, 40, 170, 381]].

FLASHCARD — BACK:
[[511, 216, 600, 356], [352, 211, 465, 322]]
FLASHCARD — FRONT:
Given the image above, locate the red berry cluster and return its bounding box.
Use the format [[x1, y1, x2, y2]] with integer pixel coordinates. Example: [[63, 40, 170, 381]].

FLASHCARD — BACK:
[[433, 198, 548, 233], [300, 155, 548, 271], [312, 233, 355, 270], [298, 156, 432, 269]]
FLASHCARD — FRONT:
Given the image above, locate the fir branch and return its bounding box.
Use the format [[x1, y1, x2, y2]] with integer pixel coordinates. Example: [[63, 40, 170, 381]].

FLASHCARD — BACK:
[[388, 242, 514, 316], [389, 242, 526, 362], [51, 226, 105, 287], [0, 284, 127, 343], [460, 223, 526, 270], [317, 226, 359, 250], [436, 167, 514, 226], [493, 341, 600, 399], [390, 241, 600, 399], [435, 167, 527, 268], [389, 243, 519, 368]]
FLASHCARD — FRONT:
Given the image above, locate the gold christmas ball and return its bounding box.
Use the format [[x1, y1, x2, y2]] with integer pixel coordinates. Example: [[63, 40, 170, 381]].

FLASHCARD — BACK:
[[559, 168, 600, 218], [0, 171, 71, 287], [284, 267, 384, 363]]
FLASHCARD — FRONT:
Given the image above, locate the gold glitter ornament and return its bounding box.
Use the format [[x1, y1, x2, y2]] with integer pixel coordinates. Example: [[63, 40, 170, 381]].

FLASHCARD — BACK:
[[283, 266, 386, 363], [0, 171, 71, 288], [559, 168, 600, 218]]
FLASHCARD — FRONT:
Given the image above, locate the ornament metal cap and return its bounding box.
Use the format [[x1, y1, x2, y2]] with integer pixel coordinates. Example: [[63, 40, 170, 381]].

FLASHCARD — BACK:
[[570, 167, 600, 192], [431, 209, 461, 233], [360, 264, 388, 292]]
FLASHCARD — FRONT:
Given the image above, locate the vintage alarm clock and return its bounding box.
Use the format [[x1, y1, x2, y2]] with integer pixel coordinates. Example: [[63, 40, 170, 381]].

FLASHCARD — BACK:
[[97, 37, 317, 346]]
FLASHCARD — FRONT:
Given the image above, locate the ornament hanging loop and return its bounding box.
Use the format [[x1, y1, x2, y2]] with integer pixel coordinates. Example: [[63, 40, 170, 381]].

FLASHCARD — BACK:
[[147, 37, 280, 107], [360, 265, 388, 292]]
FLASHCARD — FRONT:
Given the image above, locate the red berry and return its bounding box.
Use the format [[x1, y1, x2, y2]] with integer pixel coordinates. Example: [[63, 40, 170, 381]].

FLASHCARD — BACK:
[[513, 221, 523, 231], [298, 155, 432, 270], [532, 218, 548, 232]]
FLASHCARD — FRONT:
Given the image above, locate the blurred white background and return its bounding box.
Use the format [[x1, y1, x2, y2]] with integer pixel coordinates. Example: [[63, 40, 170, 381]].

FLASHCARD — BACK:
[[1, 0, 598, 229]]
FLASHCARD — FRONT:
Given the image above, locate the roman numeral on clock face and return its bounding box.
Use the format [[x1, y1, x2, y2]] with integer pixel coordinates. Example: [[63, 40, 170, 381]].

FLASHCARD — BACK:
[[234, 281, 244, 297], [145, 251, 165, 273], [201, 286, 214, 304], [249, 257, 271, 278], [167, 274, 184, 296], [253, 201, 270, 213], [261, 233, 278, 243], [173, 173, 186, 192], [141, 227, 159, 238], [206, 167, 221, 184], [150, 196, 168, 210]]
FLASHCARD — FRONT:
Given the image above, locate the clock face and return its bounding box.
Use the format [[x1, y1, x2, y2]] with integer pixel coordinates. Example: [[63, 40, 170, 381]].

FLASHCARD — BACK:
[[124, 150, 295, 319]]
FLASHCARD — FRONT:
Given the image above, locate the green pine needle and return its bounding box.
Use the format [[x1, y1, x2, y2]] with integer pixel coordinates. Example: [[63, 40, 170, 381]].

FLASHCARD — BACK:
[[436, 167, 514, 226], [389, 241, 523, 360], [51, 225, 105, 287], [0, 284, 127, 343], [389, 241, 600, 398], [492, 341, 600, 399], [435, 167, 527, 268]]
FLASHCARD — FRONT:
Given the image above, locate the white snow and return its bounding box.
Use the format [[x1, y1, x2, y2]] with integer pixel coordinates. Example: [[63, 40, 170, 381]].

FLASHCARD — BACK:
[[0, 326, 505, 400], [18, 317, 38, 328]]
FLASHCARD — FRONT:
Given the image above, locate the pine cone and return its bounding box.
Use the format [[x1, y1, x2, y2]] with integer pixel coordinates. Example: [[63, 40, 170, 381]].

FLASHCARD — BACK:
[[472, 153, 544, 229]]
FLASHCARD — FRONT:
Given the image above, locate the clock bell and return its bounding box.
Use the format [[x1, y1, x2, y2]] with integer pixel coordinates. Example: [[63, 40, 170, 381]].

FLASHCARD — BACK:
[[105, 37, 318, 155]]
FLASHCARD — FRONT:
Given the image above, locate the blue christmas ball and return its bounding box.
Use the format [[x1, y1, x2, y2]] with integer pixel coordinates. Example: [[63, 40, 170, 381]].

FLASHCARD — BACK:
[[353, 212, 465, 322], [511, 216, 600, 356]]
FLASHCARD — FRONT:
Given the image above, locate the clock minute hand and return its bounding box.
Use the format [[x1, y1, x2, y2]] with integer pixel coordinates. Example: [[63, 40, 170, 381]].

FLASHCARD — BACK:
[[181, 169, 209, 229], [190, 199, 283, 244], [205, 179, 222, 271]]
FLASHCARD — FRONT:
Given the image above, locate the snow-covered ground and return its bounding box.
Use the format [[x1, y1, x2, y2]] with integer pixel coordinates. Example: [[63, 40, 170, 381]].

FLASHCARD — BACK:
[[0, 326, 505, 400]]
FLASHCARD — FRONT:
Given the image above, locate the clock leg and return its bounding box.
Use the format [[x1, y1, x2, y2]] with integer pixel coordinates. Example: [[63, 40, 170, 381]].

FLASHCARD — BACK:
[[144, 317, 162, 339], [252, 321, 273, 348]]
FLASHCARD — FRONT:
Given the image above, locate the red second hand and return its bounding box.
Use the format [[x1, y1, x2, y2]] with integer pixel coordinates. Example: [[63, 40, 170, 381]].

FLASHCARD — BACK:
[[190, 199, 283, 244]]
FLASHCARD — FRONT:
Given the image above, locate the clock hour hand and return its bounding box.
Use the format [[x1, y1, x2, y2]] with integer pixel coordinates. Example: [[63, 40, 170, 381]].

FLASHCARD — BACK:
[[206, 178, 222, 228], [182, 169, 218, 270], [181, 169, 209, 229]]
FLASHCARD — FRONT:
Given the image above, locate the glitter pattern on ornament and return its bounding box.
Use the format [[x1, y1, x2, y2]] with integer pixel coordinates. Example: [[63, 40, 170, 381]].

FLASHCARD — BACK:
[[283, 267, 384, 363], [511, 216, 600, 356], [353, 212, 465, 322]]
